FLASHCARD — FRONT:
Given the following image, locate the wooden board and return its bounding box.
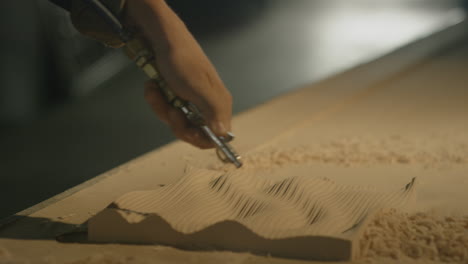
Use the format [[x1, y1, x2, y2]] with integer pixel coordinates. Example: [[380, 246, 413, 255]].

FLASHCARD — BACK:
[[0, 20, 467, 264]]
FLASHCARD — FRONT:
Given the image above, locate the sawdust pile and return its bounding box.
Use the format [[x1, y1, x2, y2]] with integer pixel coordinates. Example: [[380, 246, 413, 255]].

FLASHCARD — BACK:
[[67, 254, 148, 264], [228, 136, 468, 170], [360, 209, 468, 263]]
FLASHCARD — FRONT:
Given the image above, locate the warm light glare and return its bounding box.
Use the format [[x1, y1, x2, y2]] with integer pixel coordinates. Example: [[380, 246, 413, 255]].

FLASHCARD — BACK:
[[309, 7, 466, 78]]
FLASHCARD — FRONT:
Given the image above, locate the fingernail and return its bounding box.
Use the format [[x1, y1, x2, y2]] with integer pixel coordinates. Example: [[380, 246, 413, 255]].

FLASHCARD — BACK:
[[212, 122, 227, 136]]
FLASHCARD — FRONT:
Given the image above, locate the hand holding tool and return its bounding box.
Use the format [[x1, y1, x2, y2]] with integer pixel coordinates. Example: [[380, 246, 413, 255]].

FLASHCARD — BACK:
[[83, 0, 243, 168]]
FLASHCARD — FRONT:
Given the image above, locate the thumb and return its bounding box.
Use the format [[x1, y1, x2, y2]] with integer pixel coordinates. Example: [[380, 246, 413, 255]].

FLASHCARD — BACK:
[[209, 120, 229, 137], [190, 96, 232, 137]]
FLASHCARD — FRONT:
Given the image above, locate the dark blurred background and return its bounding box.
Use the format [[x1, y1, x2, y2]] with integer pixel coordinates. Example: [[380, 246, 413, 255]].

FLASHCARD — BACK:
[[0, 0, 466, 219]]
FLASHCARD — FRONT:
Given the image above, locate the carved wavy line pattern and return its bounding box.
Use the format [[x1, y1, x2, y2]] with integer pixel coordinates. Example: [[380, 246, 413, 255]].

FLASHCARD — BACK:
[[111, 168, 416, 239]]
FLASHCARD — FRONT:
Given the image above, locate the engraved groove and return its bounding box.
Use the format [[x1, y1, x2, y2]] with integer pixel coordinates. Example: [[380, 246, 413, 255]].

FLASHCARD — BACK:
[[89, 168, 417, 261]]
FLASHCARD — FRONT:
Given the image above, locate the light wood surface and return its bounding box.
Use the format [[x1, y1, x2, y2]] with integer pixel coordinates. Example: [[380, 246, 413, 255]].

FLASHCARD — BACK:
[[0, 20, 466, 263]]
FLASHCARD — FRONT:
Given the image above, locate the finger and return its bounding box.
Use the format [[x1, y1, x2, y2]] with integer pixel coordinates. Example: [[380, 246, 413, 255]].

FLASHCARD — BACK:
[[144, 81, 170, 124], [208, 100, 232, 137], [167, 108, 215, 149], [190, 91, 233, 137], [146, 81, 216, 149]]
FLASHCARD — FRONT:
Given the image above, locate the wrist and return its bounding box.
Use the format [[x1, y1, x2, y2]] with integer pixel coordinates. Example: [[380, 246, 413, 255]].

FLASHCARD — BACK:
[[125, 0, 189, 54], [125, 0, 168, 27]]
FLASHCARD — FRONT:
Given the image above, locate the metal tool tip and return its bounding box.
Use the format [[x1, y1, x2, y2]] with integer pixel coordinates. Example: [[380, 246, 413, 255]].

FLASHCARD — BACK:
[[234, 160, 243, 168], [232, 155, 243, 168]]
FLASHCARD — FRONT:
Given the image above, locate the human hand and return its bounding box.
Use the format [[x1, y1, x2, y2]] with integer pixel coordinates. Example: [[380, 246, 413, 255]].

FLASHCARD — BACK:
[[126, 0, 233, 149]]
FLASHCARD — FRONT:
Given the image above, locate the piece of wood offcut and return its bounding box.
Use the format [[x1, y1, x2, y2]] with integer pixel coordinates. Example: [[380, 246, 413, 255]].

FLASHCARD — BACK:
[[88, 167, 416, 261]]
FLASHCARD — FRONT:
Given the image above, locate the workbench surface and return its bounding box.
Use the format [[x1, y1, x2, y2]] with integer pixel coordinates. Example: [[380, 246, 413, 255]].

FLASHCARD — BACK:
[[1, 21, 467, 264]]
